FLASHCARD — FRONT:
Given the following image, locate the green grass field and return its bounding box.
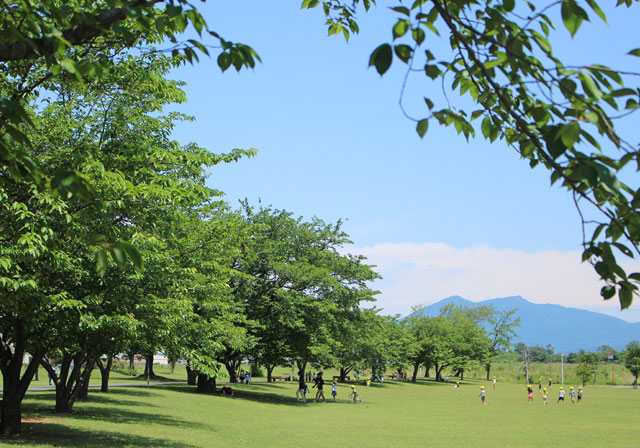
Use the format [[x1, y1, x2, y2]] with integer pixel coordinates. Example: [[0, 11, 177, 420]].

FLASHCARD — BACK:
[[5, 376, 640, 447]]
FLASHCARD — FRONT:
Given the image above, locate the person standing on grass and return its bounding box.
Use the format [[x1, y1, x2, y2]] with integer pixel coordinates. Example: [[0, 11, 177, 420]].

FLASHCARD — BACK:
[[350, 385, 361, 403], [542, 388, 548, 405], [245, 371, 250, 385], [577, 386, 583, 403], [239, 369, 245, 384], [480, 386, 486, 405], [297, 375, 307, 403], [548, 378, 552, 391], [331, 380, 337, 402], [313, 372, 325, 402], [538, 378, 542, 392], [527, 384, 534, 404], [557, 387, 565, 403], [493, 376, 497, 389], [569, 386, 576, 404]]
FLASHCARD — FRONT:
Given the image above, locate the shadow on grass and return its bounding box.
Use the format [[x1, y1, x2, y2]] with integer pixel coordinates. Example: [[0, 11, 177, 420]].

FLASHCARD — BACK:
[[1, 421, 197, 448], [22, 388, 214, 433], [155, 383, 364, 407]]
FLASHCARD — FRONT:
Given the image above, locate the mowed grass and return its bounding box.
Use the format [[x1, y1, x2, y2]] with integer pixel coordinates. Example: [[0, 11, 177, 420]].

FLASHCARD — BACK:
[[7, 379, 640, 447]]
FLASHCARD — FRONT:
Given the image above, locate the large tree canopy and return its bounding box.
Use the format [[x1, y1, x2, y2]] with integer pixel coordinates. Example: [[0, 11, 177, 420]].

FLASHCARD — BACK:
[[303, 0, 640, 310]]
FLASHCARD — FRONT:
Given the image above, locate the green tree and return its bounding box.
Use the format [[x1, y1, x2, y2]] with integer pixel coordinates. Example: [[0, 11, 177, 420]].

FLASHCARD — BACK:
[[484, 308, 520, 380], [623, 341, 640, 388], [306, 0, 640, 310], [234, 203, 380, 381], [576, 352, 599, 386]]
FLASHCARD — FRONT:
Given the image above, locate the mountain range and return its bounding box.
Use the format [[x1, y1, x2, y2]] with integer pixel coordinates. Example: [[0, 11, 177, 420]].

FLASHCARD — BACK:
[[414, 295, 640, 353]]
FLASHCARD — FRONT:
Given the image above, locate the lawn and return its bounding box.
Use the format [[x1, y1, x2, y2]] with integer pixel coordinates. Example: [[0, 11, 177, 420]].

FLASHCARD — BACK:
[[4, 377, 640, 447]]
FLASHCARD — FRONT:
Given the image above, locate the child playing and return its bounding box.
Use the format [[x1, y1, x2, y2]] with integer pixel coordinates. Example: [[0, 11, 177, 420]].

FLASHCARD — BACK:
[[569, 386, 576, 404], [331, 380, 337, 402], [350, 385, 361, 403], [480, 386, 486, 405], [542, 387, 548, 405], [493, 376, 497, 389], [527, 384, 534, 404], [557, 386, 565, 403], [577, 386, 583, 403]]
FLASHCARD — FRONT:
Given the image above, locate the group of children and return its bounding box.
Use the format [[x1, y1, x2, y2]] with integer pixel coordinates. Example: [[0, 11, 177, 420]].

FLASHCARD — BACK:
[[296, 372, 362, 404], [479, 380, 584, 406]]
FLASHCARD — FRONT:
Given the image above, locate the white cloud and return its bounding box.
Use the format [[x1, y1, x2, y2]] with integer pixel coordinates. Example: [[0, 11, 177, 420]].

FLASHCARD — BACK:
[[346, 242, 640, 322]]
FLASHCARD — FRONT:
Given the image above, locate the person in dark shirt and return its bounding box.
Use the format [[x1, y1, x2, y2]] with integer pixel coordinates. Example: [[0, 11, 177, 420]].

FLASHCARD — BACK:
[[313, 372, 325, 402]]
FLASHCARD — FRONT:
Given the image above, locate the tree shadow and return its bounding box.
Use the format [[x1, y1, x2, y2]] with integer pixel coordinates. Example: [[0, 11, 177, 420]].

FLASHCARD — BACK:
[[22, 389, 213, 433], [23, 389, 161, 410], [154, 383, 362, 407], [1, 421, 197, 447]]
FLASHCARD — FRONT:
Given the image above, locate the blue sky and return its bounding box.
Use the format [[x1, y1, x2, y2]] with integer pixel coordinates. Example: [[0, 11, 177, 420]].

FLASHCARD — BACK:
[[169, 1, 640, 322]]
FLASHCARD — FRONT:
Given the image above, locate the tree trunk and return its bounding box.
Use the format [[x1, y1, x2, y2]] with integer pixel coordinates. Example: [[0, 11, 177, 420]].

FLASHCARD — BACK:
[[412, 362, 420, 382], [186, 365, 197, 385], [0, 328, 44, 435], [339, 366, 353, 382], [128, 351, 135, 376], [424, 363, 431, 378], [45, 350, 94, 413], [196, 374, 216, 393], [225, 360, 240, 382], [143, 353, 155, 378], [77, 360, 95, 400], [485, 363, 491, 381], [266, 364, 274, 383], [96, 358, 113, 393], [296, 360, 307, 385]]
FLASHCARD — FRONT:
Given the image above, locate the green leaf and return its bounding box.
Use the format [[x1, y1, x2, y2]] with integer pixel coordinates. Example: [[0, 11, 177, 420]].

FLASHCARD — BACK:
[[481, 116, 492, 139], [619, 284, 633, 309], [503, 0, 515, 12], [559, 121, 580, 148], [561, 0, 587, 38], [585, 0, 607, 22], [369, 44, 393, 75], [96, 249, 108, 278], [416, 119, 429, 138], [393, 19, 410, 39], [601, 285, 616, 300], [595, 261, 612, 279], [217, 52, 231, 72], [579, 72, 603, 99], [628, 48, 640, 57]]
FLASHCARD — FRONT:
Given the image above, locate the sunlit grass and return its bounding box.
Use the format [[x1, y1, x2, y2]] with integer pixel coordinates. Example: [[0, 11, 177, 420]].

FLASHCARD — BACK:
[[7, 376, 640, 447]]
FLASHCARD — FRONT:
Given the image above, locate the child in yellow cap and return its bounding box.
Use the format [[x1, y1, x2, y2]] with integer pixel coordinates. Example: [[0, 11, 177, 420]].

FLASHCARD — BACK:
[[557, 386, 565, 403], [480, 386, 486, 405], [577, 386, 583, 403], [542, 387, 548, 405], [350, 384, 361, 403], [569, 386, 576, 404]]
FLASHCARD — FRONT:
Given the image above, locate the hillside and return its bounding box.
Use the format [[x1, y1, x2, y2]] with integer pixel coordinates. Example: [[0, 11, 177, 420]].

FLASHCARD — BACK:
[[415, 295, 640, 353]]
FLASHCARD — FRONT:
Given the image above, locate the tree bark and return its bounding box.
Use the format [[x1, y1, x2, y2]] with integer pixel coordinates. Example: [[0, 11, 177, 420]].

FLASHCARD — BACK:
[[412, 362, 420, 382], [196, 374, 216, 393], [143, 353, 155, 378], [186, 365, 197, 386], [266, 364, 274, 383], [225, 360, 240, 383], [339, 366, 353, 382], [96, 358, 113, 392], [128, 351, 135, 376], [485, 363, 491, 381], [0, 327, 44, 435], [77, 359, 95, 400]]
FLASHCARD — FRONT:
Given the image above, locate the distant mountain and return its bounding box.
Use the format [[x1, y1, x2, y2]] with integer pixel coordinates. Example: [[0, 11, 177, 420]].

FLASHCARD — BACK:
[[413, 295, 640, 353]]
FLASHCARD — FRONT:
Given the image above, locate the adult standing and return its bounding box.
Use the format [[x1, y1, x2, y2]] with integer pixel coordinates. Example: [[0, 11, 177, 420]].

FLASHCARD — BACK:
[[313, 372, 325, 402]]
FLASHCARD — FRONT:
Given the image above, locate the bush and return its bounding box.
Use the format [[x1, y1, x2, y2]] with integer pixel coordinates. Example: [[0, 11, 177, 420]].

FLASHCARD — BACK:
[[251, 364, 265, 378]]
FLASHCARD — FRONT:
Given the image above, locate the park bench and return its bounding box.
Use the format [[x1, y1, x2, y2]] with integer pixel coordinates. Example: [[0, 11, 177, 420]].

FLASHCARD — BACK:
[[271, 376, 284, 382], [332, 376, 350, 382]]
